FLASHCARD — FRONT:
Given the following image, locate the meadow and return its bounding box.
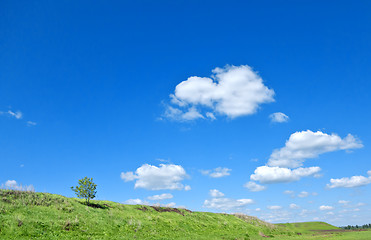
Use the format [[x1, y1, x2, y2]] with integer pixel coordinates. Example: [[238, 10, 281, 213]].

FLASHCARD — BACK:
[[0, 190, 370, 239]]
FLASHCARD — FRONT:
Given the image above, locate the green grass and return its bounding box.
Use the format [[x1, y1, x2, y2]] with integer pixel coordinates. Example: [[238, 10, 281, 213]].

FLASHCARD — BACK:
[[1, 189, 370, 240], [274, 222, 371, 240], [276, 221, 339, 233], [0, 190, 292, 239]]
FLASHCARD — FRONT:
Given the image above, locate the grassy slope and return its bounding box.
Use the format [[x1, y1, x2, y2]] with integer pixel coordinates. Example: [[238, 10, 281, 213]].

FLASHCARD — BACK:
[[276, 221, 339, 233], [1, 190, 370, 240], [274, 222, 371, 240], [0, 190, 291, 240]]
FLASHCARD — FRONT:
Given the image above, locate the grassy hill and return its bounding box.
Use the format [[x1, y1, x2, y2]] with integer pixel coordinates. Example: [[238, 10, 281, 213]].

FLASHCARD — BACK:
[[276, 221, 339, 233], [1, 189, 370, 240], [0, 190, 293, 239]]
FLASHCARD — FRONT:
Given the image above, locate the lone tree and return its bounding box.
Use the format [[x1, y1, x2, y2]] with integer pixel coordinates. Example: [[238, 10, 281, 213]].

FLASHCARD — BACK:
[[71, 177, 97, 204]]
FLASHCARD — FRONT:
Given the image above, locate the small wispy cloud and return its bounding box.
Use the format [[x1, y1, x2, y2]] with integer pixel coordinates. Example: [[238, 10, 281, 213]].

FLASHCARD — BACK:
[[267, 205, 282, 210], [269, 112, 289, 123], [27, 121, 37, 126], [147, 193, 173, 201], [244, 181, 267, 192], [201, 167, 231, 178], [7, 110, 23, 119], [319, 205, 334, 211]]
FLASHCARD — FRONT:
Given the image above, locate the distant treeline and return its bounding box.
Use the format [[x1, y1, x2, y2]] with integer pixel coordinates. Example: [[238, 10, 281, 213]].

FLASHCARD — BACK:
[[341, 223, 371, 230]]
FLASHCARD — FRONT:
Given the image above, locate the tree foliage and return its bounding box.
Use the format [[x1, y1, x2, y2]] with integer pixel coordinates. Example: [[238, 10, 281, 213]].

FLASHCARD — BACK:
[[341, 223, 371, 229], [71, 177, 97, 204]]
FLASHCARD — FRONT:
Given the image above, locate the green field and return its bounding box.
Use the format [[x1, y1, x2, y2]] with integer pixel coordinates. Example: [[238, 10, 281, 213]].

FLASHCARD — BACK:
[[0, 190, 370, 239]]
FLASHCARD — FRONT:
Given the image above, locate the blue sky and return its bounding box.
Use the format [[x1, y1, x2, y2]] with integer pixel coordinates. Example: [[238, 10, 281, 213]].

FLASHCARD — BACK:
[[1, 0, 371, 226]]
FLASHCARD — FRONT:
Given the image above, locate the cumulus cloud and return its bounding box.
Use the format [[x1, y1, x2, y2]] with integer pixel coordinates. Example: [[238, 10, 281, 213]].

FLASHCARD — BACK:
[[268, 130, 363, 168], [164, 65, 275, 121], [201, 167, 231, 178], [148, 193, 173, 201], [244, 181, 267, 192], [209, 189, 225, 198], [184, 185, 191, 191], [290, 203, 300, 209], [203, 190, 254, 211], [319, 205, 334, 211], [1, 180, 34, 191], [120, 164, 188, 190], [327, 171, 371, 188], [250, 166, 321, 184], [269, 112, 289, 123], [267, 205, 282, 210]]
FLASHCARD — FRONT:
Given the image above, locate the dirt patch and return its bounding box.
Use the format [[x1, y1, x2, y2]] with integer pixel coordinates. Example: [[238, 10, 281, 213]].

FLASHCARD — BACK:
[[80, 202, 110, 209], [137, 206, 150, 211], [258, 232, 269, 237], [151, 206, 185, 216]]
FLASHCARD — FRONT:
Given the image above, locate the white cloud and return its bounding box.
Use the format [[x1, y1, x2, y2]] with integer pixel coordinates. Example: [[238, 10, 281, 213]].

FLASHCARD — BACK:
[[203, 197, 254, 211], [319, 205, 334, 211], [206, 112, 216, 120], [267, 205, 282, 210], [124, 199, 149, 205], [27, 121, 37, 126], [244, 181, 267, 192], [1, 180, 34, 191], [165, 65, 275, 121], [163, 202, 176, 208], [147, 193, 173, 201], [5, 180, 17, 187], [284, 190, 294, 195], [268, 130, 363, 168], [250, 166, 321, 184], [290, 203, 300, 209], [163, 105, 204, 121], [120, 164, 188, 190], [120, 172, 137, 182], [184, 185, 191, 191], [209, 189, 225, 198], [7, 110, 23, 119], [327, 171, 371, 188], [298, 191, 309, 198], [338, 200, 350, 205], [269, 112, 289, 123], [201, 167, 231, 178], [255, 208, 261, 212]]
